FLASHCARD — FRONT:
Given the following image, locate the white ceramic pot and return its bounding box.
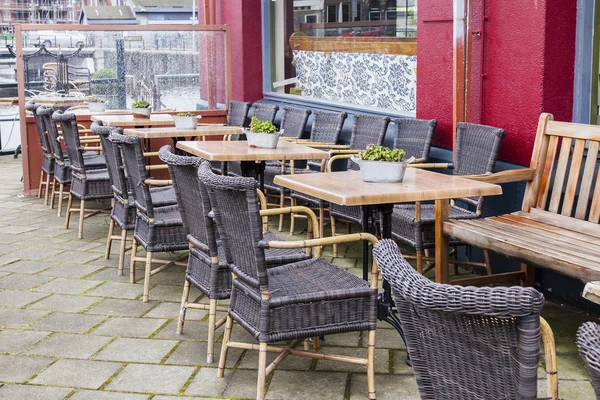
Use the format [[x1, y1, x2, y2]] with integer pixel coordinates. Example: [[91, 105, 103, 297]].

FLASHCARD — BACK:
[[351, 156, 416, 183], [131, 107, 151, 118], [245, 130, 280, 149], [173, 115, 199, 130], [87, 102, 106, 113]]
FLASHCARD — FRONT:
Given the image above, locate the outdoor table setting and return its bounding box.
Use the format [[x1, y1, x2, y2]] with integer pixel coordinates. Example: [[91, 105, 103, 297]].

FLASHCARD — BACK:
[[123, 125, 243, 147]]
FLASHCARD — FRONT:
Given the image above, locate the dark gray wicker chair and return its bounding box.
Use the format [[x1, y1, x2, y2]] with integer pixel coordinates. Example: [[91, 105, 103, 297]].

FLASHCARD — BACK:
[[110, 133, 188, 303], [391, 122, 505, 274], [26, 102, 54, 205], [210, 100, 251, 174], [252, 102, 279, 123], [393, 118, 437, 162], [196, 161, 379, 400], [53, 110, 112, 239], [373, 239, 558, 400], [159, 146, 311, 363], [578, 322, 600, 399]]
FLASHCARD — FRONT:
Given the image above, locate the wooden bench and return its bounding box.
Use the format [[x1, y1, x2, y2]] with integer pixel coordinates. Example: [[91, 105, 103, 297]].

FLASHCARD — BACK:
[[444, 113, 600, 287]]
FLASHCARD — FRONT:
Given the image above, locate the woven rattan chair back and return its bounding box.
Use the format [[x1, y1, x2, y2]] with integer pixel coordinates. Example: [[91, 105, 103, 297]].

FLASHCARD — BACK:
[[110, 134, 154, 219], [27, 102, 52, 155], [92, 121, 128, 200], [227, 100, 251, 127], [578, 322, 600, 399], [197, 161, 267, 289], [252, 103, 279, 123], [280, 106, 311, 138], [52, 110, 85, 175], [309, 110, 347, 144], [37, 106, 65, 164], [347, 114, 390, 170], [373, 239, 544, 400], [159, 146, 218, 257], [393, 118, 437, 161]]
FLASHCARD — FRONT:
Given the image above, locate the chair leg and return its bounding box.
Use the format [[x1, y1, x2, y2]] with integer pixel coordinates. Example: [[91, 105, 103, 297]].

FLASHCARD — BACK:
[[143, 251, 152, 303], [64, 193, 73, 228], [129, 238, 138, 284], [177, 279, 191, 335], [256, 342, 268, 400], [289, 198, 296, 235], [38, 170, 44, 198], [319, 206, 325, 240], [207, 298, 217, 363], [50, 180, 57, 209], [105, 219, 115, 259], [118, 229, 127, 276], [482, 250, 492, 275], [58, 185, 66, 217], [521, 262, 535, 287], [78, 199, 85, 239], [217, 315, 233, 378], [366, 330, 376, 400], [45, 176, 53, 206], [416, 249, 423, 274], [331, 214, 338, 257], [278, 192, 285, 232]]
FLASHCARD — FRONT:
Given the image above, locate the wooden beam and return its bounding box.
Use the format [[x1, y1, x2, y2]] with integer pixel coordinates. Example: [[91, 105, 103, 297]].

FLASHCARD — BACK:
[[453, 0, 469, 158]]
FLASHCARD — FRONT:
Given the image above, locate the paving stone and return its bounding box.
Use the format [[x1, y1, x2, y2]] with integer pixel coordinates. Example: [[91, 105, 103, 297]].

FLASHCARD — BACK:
[[538, 353, 589, 380], [0, 289, 49, 307], [0, 354, 54, 383], [372, 328, 406, 350], [538, 379, 595, 399], [106, 364, 195, 394], [0, 274, 54, 290], [85, 282, 144, 300], [34, 278, 104, 295], [266, 370, 348, 400], [6, 248, 64, 261], [27, 333, 112, 359], [0, 256, 20, 267], [42, 250, 103, 265], [165, 341, 243, 368], [85, 266, 145, 282], [30, 312, 106, 333], [0, 233, 19, 244], [92, 317, 168, 338], [0, 225, 38, 235], [316, 346, 389, 374], [0, 329, 50, 353], [154, 396, 220, 400], [350, 373, 420, 400], [319, 331, 361, 347], [154, 320, 208, 341], [0, 308, 50, 328], [237, 345, 312, 371], [39, 263, 105, 279], [27, 294, 100, 313], [184, 367, 234, 397], [149, 271, 187, 286], [69, 390, 150, 400], [392, 350, 415, 375], [86, 298, 157, 317], [225, 369, 285, 398], [0, 384, 73, 399], [0, 272, 9, 279], [148, 284, 203, 303], [95, 338, 178, 363], [31, 359, 122, 389], [143, 301, 208, 320], [0, 243, 21, 256], [0, 260, 55, 274]]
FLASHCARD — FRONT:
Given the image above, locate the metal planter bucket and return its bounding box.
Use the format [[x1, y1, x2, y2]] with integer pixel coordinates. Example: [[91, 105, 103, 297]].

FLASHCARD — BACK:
[[351, 156, 415, 183], [87, 102, 106, 113], [173, 115, 199, 130], [131, 107, 151, 118], [245, 130, 280, 149]]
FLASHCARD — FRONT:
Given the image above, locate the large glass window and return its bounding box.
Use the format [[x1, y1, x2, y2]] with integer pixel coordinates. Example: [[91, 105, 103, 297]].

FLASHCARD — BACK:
[[269, 0, 417, 115]]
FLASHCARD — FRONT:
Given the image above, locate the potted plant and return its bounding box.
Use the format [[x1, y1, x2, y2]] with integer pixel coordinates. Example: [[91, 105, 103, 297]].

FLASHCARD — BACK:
[[244, 116, 281, 149], [131, 99, 151, 118], [86, 96, 106, 113], [351, 145, 415, 183], [172, 112, 201, 130]]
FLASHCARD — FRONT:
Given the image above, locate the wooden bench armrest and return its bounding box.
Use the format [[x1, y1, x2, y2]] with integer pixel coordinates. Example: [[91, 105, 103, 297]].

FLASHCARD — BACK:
[[408, 162, 453, 170], [326, 154, 354, 172], [144, 179, 172, 186], [463, 168, 536, 184], [143, 152, 160, 157]]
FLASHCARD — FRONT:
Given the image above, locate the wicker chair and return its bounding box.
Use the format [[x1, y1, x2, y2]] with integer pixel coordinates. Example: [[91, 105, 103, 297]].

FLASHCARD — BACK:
[[373, 239, 559, 400], [196, 161, 379, 400], [252, 102, 279, 123], [578, 322, 600, 399], [158, 146, 312, 363], [391, 122, 505, 274], [326, 114, 390, 256], [210, 100, 251, 174], [53, 110, 112, 239], [110, 133, 188, 303], [26, 102, 54, 205], [393, 118, 437, 162]]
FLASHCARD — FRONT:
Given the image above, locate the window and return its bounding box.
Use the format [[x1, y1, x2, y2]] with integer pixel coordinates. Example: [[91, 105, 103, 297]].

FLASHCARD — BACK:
[[267, 0, 418, 115]]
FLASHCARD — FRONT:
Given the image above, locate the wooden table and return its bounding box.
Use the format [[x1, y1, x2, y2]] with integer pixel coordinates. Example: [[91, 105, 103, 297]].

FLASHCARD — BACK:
[[124, 125, 242, 139], [91, 114, 176, 127], [177, 140, 330, 191], [32, 96, 86, 109]]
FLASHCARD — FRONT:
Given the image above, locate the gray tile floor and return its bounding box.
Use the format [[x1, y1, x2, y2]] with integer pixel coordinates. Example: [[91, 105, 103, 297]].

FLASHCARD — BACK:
[[0, 155, 598, 399]]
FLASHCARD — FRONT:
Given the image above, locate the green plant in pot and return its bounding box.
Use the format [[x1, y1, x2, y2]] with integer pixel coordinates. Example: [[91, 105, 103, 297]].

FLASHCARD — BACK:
[[173, 112, 200, 130], [86, 96, 106, 113], [245, 116, 281, 149], [131, 99, 151, 118], [351, 145, 415, 183]]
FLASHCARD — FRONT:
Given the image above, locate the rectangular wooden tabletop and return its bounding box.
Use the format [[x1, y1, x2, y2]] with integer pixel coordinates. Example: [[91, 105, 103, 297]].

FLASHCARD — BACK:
[[274, 169, 502, 206], [176, 140, 330, 161], [32, 97, 86, 108], [123, 125, 242, 139], [91, 114, 176, 127]]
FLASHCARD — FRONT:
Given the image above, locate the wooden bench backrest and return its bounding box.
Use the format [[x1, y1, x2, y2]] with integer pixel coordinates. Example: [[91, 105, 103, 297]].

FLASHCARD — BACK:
[[522, 113, 600, 223]]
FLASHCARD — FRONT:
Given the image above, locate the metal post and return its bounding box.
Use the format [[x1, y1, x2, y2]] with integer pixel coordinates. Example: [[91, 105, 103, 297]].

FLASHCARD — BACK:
[[115, 38, 126, 109]]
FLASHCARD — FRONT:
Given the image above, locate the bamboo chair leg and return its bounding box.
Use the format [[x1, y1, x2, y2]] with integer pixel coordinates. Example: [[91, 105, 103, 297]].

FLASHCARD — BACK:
[[78, 199, 85, 239], [129, 238, 138, 284], [105, 219, 115, 259], [64, 193, 73, 228], [319, 206, 325, 242], [289, 198, 296, 235], [257, 342, 268, 400], [38, 170, 44, 198], [217, 315, 234, 378], [313, 336, 320, 351], [45, 176, 53, 206], [366, 330, 376, 400], [57, 184, 65, 217], [482, 250, 492, 275], [331, 214, 338, 257], [416, 249, 423, 274], [177, 279, 191, 335], [118, 229, 127, 276], [143, 251, 152, 303], [540, 317, 558, 400], [207, 298, 218, 363], [49, 180, 56, 208], [278, 192, 285, 232]]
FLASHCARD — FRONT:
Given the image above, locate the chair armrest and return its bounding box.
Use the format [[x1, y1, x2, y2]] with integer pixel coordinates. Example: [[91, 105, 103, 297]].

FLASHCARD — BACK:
[[329, 149, 361, 155], [80, 146, 102, 151], [260, 206, 320, 239], [326, 154, 354, 172], [540, 317, 558, 400], [144, 179, 172, 186], [80, 139, 100, 144], [143, 152, 160, 157], [408, 162, 453, 170], [462, 168, 536, 184], [145, 165, 169, 171], [301, 143, 351, 150]]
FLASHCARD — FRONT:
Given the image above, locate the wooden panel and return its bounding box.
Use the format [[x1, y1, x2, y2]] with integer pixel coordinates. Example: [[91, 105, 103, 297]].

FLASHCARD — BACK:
[[537, 135, 559, 209], [515, 208, 600, 239], [547, 137, 572, 213], [546, 119, 600, 141], [523, 113, 553, 212], [575, 141, 599, 219], [124, 126, 242, 139], [589, 167, 600, 223], [561, 139, 586, 216], [500, 214, 600, 246], [289, 36, 416, 56], [91, 114, 176, 127]]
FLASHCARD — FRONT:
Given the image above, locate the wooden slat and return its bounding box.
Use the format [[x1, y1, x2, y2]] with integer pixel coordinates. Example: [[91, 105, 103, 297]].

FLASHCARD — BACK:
[[547, 137, 572, 213], [536, 135, 559, 209], [546, 119, 600, 141], [514, 208, 600, 239], [561, 139, 586, 216], [451, 271, 526, 287], [523, 113, 553, 212], [590, 163, 600, 224], [576, 141, 600, 219]]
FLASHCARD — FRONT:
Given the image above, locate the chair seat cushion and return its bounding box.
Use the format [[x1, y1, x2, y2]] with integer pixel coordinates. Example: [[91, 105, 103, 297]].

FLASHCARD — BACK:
[[134, 205, 188, 253], [82, 153, 106, 169], [149, 186, 177, 207]]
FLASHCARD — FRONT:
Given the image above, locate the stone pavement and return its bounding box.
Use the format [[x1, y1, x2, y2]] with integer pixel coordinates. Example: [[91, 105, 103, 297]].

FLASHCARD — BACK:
[[0, 154, 598, 399]]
